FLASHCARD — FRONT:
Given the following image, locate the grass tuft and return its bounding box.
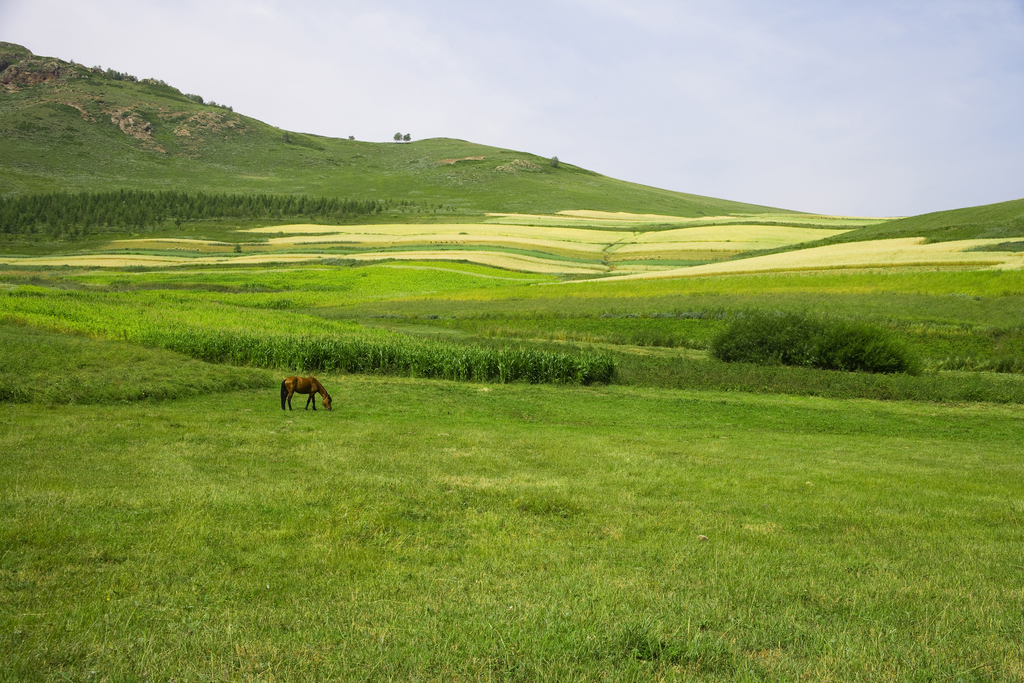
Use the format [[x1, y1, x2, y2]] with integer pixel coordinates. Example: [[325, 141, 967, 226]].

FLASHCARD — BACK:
[[618, 622, 738, 673]]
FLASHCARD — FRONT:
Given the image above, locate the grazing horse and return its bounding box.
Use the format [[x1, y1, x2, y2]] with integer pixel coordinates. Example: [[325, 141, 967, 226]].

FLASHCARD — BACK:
[[281, 376, 332, 411]]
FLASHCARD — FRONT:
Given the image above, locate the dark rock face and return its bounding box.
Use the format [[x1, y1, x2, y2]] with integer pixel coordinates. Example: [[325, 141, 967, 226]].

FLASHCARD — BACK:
[[0, 43, 72, 87], [0, 60, 68, 86]]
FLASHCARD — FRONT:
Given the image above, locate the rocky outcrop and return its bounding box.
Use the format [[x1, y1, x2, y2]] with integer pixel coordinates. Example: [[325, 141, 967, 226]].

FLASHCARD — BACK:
[[0, 60, 68, 86], [0, 44, 75, 87], [107, 108, 165, 152]]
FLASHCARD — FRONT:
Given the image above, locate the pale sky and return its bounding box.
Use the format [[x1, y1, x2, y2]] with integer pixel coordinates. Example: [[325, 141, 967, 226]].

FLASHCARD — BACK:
[[3, 0, 1023, 216]]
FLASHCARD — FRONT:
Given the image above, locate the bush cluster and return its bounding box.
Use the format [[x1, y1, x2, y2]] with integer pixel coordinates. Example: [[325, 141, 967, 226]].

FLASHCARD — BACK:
[[98, 67, 137, 82], [710, 311, 921, 375]]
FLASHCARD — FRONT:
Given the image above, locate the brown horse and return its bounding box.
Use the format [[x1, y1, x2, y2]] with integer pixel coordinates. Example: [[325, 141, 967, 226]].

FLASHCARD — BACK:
[[281, 376, 332, 411]]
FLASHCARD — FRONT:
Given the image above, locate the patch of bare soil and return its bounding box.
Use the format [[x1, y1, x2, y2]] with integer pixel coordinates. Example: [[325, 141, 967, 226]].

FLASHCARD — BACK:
[[166, 110, 242, 136], [61, 101, 96, 122], [495, 158, 543, 173], [436, 156, 486, 165]]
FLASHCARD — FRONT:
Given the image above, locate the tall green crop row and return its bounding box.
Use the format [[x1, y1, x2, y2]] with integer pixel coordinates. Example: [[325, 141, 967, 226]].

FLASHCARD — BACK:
[[136, 327, 614, 384], [0, 288, 613, 385]]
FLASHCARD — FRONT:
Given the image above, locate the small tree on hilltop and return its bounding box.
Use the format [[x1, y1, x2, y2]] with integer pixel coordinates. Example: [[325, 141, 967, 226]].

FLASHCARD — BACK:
[[550, 156, 560, 168], [394, 132, 403, 142], [403, 133, 411, 142]]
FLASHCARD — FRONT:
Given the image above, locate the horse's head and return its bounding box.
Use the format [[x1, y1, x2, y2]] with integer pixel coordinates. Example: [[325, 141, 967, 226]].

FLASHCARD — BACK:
[[323, 394, 333, 411]]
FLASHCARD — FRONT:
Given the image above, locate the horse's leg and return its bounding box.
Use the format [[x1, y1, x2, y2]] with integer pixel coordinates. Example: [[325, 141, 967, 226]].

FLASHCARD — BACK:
[[306, 393, 314, 410]]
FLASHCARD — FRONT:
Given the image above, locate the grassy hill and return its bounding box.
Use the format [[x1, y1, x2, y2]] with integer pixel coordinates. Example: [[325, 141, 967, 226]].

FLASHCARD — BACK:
[[711, 198, 1024, 267], [0, 42, 782, 217], [4, 41, 1024, 271], [814, 198, 1024, 246]]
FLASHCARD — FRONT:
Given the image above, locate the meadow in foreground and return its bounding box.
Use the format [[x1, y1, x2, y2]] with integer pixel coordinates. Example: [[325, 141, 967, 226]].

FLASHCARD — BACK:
[[2, 260, 1024, 682], [2, 375, 1022, 681]]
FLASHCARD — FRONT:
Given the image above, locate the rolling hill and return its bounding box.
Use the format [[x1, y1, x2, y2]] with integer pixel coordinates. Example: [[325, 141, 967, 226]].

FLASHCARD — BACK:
[[0, 42, 782, 217], [3, 41, 1024, 275]]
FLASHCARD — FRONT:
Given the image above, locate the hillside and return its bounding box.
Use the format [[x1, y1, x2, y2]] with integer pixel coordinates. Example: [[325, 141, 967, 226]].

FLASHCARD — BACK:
[[0, 42, 781, 217], [818, 198, 1024, 245], [5, 41, 1024, 276], [710, 198, 1024, 268]]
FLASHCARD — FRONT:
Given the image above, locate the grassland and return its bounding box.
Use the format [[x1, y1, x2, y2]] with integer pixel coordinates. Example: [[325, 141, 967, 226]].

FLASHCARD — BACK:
[[3, 281, 1024, 681], [3, 363, 1023, 680], [4, 261, 1024, 400], [4, 40, 1024, 682], [5, 227, 1024, 683]]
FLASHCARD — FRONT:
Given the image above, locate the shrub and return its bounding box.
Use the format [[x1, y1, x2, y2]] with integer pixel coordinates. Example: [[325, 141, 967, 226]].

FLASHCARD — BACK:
[[710, 311, 920, 375]]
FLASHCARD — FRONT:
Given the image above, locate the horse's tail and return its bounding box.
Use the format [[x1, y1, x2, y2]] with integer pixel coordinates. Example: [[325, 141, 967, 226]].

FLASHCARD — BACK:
[[280, 380, 287, 410]]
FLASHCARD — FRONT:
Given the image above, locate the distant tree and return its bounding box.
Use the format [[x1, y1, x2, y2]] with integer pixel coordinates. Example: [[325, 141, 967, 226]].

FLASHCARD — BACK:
[[394, 132, 403, 142], [104, 68, 138, 82], [349, 135, 355, 140], [550, 156, 560, 168], [403, 133, 411, 142]]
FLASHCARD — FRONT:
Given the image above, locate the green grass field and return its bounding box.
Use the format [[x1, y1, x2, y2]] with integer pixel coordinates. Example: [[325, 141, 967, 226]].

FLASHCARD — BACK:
[[3, 40, 1024, 682], [3, 371, 1023, 681], [2, 259, 1023, 680]]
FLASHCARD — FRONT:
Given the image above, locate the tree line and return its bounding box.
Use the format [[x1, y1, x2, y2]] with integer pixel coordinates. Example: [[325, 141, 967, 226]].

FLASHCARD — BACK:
[[0, 190, 417, 237]]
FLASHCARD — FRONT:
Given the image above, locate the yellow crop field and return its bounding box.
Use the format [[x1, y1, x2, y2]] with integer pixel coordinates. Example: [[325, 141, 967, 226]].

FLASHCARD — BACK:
[[105, 238, 236, 252], [264, 233, 611, 257], [343, 250, 608, 275], [595, 238, 1024, 282], [0, 253, 333, 268], [0, 212, 900, 275], [609, 249, 742, 263], [0, 254, 196, 267], [741, 213, 891, 227], [0, 249, 608, 275], [484, 212, 700, 229], [245, 223, 627, 243], [488, 211, 888, 229], [625, 224, 851, 245], [555, 210, 730, 223], [245, 220, 846, 263]]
